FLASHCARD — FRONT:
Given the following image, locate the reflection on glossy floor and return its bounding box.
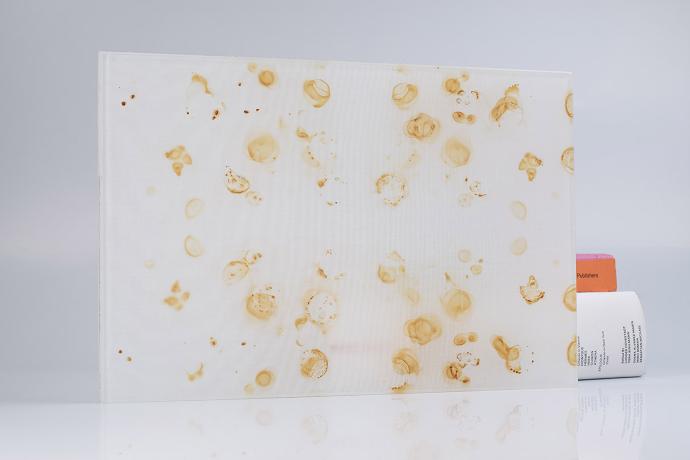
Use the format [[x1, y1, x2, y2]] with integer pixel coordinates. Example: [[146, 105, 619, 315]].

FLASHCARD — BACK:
[[1, 375, 689, 459]]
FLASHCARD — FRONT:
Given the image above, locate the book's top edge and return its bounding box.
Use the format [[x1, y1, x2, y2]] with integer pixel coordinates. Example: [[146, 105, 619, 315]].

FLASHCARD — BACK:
[[576, 253, 615, 261], [98, 51, 573, 78]]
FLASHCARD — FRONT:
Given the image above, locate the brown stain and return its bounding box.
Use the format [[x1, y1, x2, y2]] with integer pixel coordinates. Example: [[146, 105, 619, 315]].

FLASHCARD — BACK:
[[441, 273, 472, 319], [247, 134, 279, 163], [391, 83, 418, 108], [565, 92, 574, 119], [444, 362, 465, 381], [317, 178, 327, 188], [519, 275, 545, 304], [184, 198, 204, 219], [376, 174, 408, 206], [246, 289, 277, 320], [302, 289, 338, 327], [563, 284, 577, 312], [126, 356, 133, 363], [377, 251, 404, 283], [392, 348, 420, 375], [405, 113, 439, 140], [490, 84, 520, 123], [303, 79, 331, 108], [453, 332, 478, 346], [470, 264, 483, 275], [467, 179, 486, 197], [567, 337, 577, 366], [561, 147, 574, 174], [443, 73, 469, 95], [258, 69, 276, 87], [191, 73, 213, 95], [510, 237, 528, 256], [211, 108, 221, 120], [510, 201, 527, 220], [294, 316, 308, 329], [518, 153, 542, 181], [186, 362, 204, 382], [302, 146, 321, 168], [405, 287, 421, 306], [225, 168, 251, 194], [255, 369, 274, 387], [451, 112, 476, 124], [163, 280, 190, 311], [442, 137, 471, 167], [296, 127, 314, 141], [164, 145, 192, 176], [391, 382, 409, 394], [453, 334, 467, 346], [244, 190, 263, 205], [441, 287, 472, 319], [209, 337, 218, 347], [458, 249, 472, 263], [300, 349, 329, 379], [184, 235, 204, 257], [492, 336, 523, 374], [404, 315, 442, 345], [223, 259, 250, 284]]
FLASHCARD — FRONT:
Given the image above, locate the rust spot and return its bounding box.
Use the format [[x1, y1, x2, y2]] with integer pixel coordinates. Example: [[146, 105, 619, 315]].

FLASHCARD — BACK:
[[191, 73, 213, 95], [561, 147, 574, 174], [376, 174, 407, 206], [519, 275, 545, 304], [405, 113, 439, 140], [255, 369, 274, 387], [246, 289, 277, 320], [518, 152, 542, 181], [565, 91, 574, 119], [258, 69, 276, 87], [490, 84, 520, 123], [392, 348, 420, 375], [567, 337, 577, 365], [186, 362, 204, 382], [303, 79, 331, 108], [247, 134, 279, 163], [300, 349, 328, 379], [404, 315, 442, 345], [391, 83, 418, 108], [563, 284, 577, 312]]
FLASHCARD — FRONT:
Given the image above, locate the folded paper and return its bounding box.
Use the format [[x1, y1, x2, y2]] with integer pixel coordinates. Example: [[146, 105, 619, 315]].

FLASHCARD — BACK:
[[99, 52, 575, 401]]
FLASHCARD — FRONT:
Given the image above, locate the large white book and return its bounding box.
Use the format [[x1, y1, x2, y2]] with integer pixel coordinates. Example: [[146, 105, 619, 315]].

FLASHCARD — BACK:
[[99, 52, 575, 401]]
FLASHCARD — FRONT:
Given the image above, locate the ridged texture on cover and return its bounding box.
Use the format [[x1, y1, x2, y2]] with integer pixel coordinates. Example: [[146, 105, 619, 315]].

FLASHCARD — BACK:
[[99, 52, 575, 401]]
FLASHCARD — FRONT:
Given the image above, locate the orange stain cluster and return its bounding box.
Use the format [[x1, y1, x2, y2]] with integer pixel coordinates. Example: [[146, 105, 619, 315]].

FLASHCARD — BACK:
[[492, 336, 523, 374], [518, 153, 542, 181], [164, 145, 192, 176], [519, 275, 545, 304], [163, 280, 190, 311], [490, 84, 520, 123], [223, 251, 262, 285]]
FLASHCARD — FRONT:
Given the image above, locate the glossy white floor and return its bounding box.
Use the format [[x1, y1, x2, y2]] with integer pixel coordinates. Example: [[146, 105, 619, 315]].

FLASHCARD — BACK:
[[1, 373, 688, 459]]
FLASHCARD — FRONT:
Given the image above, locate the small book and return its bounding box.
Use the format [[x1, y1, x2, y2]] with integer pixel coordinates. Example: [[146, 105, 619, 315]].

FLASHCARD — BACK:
[[576, 254, 616, 292]]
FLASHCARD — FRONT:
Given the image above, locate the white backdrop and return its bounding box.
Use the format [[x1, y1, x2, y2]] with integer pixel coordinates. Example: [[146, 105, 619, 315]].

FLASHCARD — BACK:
[[0, 0, 688, 401]]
